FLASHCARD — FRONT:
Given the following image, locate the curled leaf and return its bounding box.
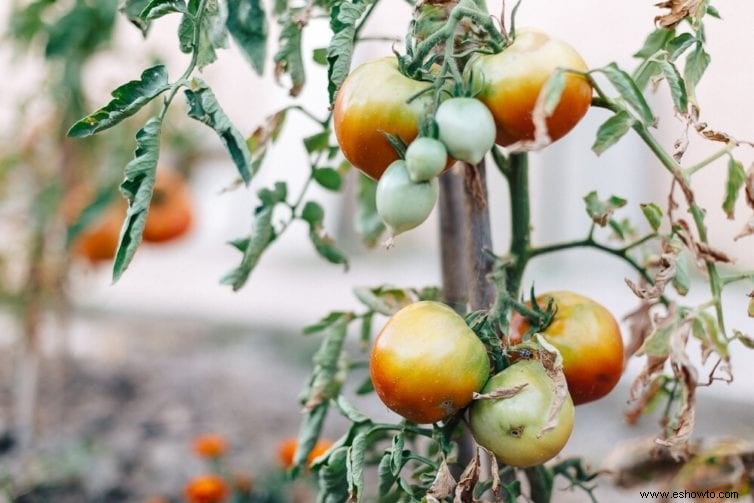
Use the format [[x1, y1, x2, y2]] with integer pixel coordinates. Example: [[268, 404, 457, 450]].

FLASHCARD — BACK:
[[473, 383, 528, 401], [453, 447, 481, 503], [533, 334, 569, 437], [655, 0, 705, 29], [426, 458, 456, 502]]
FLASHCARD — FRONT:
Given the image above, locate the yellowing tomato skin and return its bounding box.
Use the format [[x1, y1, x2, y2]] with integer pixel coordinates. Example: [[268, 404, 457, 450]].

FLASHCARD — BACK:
[[470, 29, 592, 146], [509, 291, 624, 405], [469, 360, 575, 468], [369, 301, 490, 424], [333, 57, 431, 180]]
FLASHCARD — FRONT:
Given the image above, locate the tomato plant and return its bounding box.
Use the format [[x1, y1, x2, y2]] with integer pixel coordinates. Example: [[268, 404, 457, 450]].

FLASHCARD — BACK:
[[369, 301, 489, 424], [469, 359, 575, 468], [509, 291, 624, 405]]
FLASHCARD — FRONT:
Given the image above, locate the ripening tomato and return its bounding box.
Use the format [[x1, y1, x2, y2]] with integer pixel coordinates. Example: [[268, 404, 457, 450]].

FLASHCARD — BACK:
[[369, 301, 490, 424], [143, 169, 193, 243], [469, 29, 592, 146], [509, 291, 624, 405], [73, 204, 124, 263], [333, 57, 432, 180], [435, 97, 496, 164], [469, 359, 575, 468]]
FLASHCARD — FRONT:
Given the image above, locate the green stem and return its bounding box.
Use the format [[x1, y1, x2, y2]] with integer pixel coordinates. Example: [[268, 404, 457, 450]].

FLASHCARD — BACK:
[[721, 273, 754, 287], [684, 144, 734, 176], [505, 153, 530, 297]]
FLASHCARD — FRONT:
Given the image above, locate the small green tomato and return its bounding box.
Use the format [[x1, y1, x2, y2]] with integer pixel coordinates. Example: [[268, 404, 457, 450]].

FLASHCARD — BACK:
[[405, 137, 448, 182], [376, 160, 439, 236], [435, 97, 496, 165]]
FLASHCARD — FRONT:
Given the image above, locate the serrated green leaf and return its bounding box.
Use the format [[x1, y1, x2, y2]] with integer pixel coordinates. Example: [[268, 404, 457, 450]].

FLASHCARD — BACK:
[[304, 131, 331, 154], [592, 110, 634, 155], [347, 431, 368, 502], [178, 0, 228, 68], [221, 204, 274, 290], [377, 451, 397, 497], [314, 168, 342, 191], [335, 396, 371, 424], [641, 202, 663, 231], [390, 433, 404, 476], [583, 191, 627, 227], [112, 117, 162, 282], [723, 158, 746, 219], [667, 33, 695, 61], [602, 63, 655, 125], [684, 42, 711, 95], [184, 80, 253, 183], [301, 201, 325, 225], [355, 173, 385, 247], [327, 2, 370, 103], [274, 10, 306, 96], [68, 66, 170, 138], [226, 0, 267, 75], [140, 0, 186, 21], [633, 28, 674, 58]]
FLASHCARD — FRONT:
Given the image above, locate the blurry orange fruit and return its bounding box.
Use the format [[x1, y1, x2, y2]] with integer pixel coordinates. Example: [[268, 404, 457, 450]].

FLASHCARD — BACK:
[[184, 474, 228, 503], [277, 438, 334, 468], [143, 169, 193, 243], [192, 433, 228, 459]]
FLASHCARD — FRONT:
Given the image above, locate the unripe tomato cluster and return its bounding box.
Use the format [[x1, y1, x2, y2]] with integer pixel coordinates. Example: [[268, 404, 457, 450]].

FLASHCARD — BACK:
[[334, 29, 590, 238], [368, 292, 623, 468]]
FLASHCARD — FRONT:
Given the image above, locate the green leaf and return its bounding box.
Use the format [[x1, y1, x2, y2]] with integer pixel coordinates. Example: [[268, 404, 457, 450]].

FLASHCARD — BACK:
[[684, 42, 711, 95], [335, 396, 371, 424], [723, 158, 746, 219], [66, 183, 119, 246], [317, 446, 350, 503], [643, 324, 673, 358], [602, 63, 655, 125], [226, 0, 268, 75], [659, 60, 688, 113], [592, 110, 634, 155], [355, 174, 385, 247], [301, 314, 351, 412], [184, 79, 253, 183], [672, 251, 691, 296], [347, 431, 368, 502], [540, 68, 566, 117], [304, 131, 331, 154], [258, 181, 288, 206], [304, 311, 351, 335], [301, 201, 325, 225], [355, 375, 374, 395], [45, 0, 117, 59], [294, 403, 329, 471], [121, 0, 151, 35], [68, 66, 170, 138], [377, 451, 397, 497], [353, 286, 415, 316], [274, 10, 306, 96], [706, 5, 721, 19], [247, 109, 288, 174], [314, 168, 343, 191], [312, 48, 328, 66], [389, 434, 404, 476], [309, 228, 349, 269], [178, 0, 228, 69], [221, 204, 274, 290], [583, 191, 627, 227], [633, 61, 662, 92], [139, 0, 186, 21], [641, 202, 663, 231], [633, 28, 674, 58], [327, 2, 370, 103], [359, 311, 373, 350], [667, 33, 695, 61], [113, 117, 162, 282], [609, 217, 635, 242]]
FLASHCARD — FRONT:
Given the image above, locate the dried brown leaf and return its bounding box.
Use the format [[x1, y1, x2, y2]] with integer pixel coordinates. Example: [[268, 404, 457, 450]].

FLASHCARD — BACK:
[[534, 334, 569, 437], [734, 214, 754, 241], [427, 458, 457, 502], [745, 163, 754, 209], [625, 358, 666, 425], [604, 437, 688, 488], [473, 383, 527, 401], [454, 448, 481, 503], [623, 301, 657, 363], [700, 129, 732, 143], [625, 253, 677, 300], [655, 0, 705, 28]]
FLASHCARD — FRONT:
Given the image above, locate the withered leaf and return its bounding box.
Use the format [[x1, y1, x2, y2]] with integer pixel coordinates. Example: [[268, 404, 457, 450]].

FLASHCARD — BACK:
[[453, 448, 481, 503], [473, 383, 527, 401], [655, 0, 705, 29], [427, 458, 456, 502], [534, 335, 569, 437], [625, 253, 677, 300], [734, 214, 754, 241]]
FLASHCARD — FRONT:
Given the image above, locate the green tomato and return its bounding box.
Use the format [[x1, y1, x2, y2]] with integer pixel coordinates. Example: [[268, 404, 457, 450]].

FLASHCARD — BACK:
[[405, 137, 448, 182], [435, 97, 496, 165], [469, 360, 575, 468], [376, 160, 439, 236]]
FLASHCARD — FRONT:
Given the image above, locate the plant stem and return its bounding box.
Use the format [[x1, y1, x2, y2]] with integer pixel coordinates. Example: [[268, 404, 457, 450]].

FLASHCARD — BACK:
[[464, 160, 495, 309], [684, 144, 734, 176], [505, 153, 530, 297], [439, 170, 469, 313]]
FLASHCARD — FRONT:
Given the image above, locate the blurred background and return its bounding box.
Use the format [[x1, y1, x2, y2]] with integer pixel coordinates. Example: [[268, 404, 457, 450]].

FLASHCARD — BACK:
[[1, 1, 753, 501]]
